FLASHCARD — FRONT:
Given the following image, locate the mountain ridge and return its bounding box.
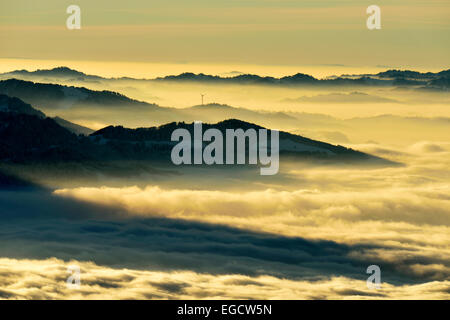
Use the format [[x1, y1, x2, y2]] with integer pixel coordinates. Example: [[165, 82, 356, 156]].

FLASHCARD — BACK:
[[0, 78, 160, 110], [0, 94, 46, 118], [0, 93, 94, 135], [1, 67, 449, 88]]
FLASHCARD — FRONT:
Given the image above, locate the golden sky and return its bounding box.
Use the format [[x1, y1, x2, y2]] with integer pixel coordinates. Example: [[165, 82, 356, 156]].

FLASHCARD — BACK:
[[0, 0, 449, 77]]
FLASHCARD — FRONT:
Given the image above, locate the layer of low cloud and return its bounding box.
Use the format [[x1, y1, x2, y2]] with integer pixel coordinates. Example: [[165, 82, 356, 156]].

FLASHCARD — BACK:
[[50, 145, 450, 285], [0, 258, 448, 300], [2, 189, 424, 284], [0, 141, 448, 299]]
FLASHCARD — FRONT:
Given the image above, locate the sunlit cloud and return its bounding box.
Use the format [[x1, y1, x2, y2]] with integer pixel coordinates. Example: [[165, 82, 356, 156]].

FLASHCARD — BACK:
[[1, 258, 448, 300]]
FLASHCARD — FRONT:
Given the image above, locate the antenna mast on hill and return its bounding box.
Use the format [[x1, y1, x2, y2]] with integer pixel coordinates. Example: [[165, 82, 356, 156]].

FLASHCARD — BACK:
[[201, 94, 205, 105]]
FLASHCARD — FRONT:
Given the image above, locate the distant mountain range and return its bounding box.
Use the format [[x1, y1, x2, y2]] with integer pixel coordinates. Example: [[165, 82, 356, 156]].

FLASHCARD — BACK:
[[1, 67, 449, 89], [0, 94, 391, 168], [157, 72, 318, 85], [2, 67, 104, 81], [155, 70, 449, 88], [374, 69, 450, 79]]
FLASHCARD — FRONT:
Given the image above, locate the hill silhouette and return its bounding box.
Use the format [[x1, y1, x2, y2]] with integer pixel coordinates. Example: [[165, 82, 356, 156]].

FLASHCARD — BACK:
[[0, 94, 45, 118], [0, 79, 160, 110], [1, 67, 448, 89]]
